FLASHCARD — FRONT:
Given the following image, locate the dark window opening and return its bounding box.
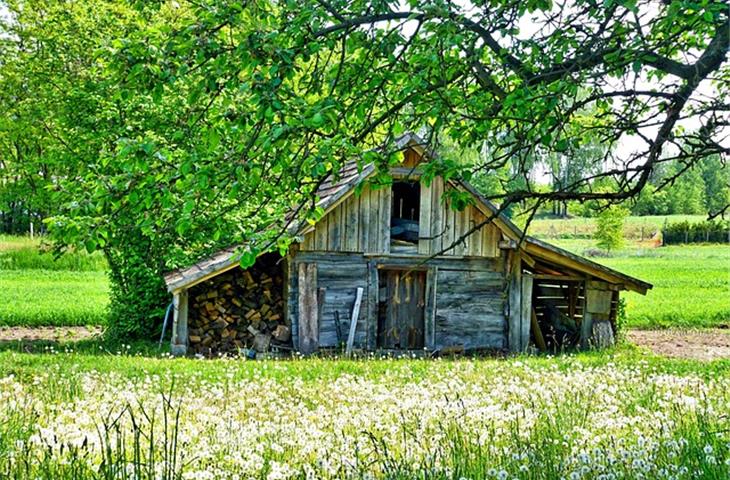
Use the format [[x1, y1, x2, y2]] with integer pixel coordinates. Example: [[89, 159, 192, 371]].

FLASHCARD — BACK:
[[391, 182, 420, 244]]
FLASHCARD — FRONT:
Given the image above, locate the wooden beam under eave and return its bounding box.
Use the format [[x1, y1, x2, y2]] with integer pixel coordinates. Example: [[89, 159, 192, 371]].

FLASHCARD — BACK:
[[170, 289, 189, 356], [520, 251, 536, 268]]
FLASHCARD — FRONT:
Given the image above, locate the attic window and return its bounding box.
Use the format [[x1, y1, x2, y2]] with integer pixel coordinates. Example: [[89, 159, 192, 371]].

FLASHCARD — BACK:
[[391, 181, 420, 244]]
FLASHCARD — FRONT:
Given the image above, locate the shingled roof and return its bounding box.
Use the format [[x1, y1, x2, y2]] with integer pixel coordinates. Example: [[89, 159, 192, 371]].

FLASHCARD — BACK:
[[164, 134, 652, 295]]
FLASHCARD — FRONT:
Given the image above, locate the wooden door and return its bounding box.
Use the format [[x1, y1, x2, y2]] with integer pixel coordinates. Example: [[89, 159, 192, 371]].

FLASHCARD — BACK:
[[378, 270, 426, 349]]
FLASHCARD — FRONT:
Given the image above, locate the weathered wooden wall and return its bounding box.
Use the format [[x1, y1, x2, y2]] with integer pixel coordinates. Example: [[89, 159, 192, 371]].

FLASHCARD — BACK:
[[434, 268, 506, 350], [289, 253, 371, 350], [301, 185, 391, 254], [301, 176, 501, 258], [288, 251, 507, 353]]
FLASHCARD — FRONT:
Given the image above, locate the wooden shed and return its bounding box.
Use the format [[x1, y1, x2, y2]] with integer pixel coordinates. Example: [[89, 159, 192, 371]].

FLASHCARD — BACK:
[[163, 134, 651, 356]]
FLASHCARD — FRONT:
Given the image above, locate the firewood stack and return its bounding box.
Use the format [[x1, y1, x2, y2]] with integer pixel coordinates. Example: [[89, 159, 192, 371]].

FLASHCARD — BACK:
[[187, 260, 289, 355]]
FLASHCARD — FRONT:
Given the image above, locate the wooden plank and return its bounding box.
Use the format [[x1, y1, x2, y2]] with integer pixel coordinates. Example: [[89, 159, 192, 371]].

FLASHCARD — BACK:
[[366, 259, 378, 350], [328, 205, 341, 251], [287, 254, 299, 347], [533, 274, 586, 282], [171, 289, 189, 356], [369, 186, 381, 253], [483, 224, 498, 257], [360, 186, 371, 253], [431, 177, 443, 253], [418, 180, 433, 255], [443, 199, 455, 254], [379, 186, 391, 253], [317, 287, 327, 332], [291, 250, 501, 272], [469, 208, 483, 257], [458, 206, 469, 255], [345, 194, 359, 252], [401, 272, 425, 349], [390, 166, 423, 179], [402, 148, 421, 168], [424, 267, 437, 349], [346, 287, 364, 356], [297, 263, 319, 354], [313, 214, 327, 251], [507, 251, 522, 352], [586, 288, 613, 314], [339, 200, 347, 251], [301, 231, 313, 251], [520, 275, 533, 351], [450, 203, 461, 255], [521, 252, 536, 268]]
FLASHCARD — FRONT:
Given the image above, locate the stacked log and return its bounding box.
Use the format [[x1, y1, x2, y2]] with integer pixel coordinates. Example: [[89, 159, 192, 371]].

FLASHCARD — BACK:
[[187, 259, 289, 355]]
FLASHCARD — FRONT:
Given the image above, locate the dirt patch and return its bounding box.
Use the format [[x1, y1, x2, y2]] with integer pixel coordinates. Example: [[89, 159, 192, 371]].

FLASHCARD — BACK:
[[628, 329, 730, 361], [0, 326, 102, 343]]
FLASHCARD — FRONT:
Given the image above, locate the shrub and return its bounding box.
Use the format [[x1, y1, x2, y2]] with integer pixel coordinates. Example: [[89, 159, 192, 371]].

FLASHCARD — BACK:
[[594, 206, 628, 251], [662, 219, 730, 245], [104, 234, 170, 340]]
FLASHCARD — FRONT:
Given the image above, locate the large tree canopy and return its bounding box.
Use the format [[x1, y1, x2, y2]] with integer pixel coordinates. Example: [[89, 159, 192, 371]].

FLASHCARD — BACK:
[[1, 0, 727, 336]]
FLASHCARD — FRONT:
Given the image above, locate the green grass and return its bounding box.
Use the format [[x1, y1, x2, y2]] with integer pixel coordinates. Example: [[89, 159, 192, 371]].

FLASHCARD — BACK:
[[529, 214, 707, 240], [552, 240, 730, 329], [0, 270, 109, 327], [0, 348, 728, 479], [0, 235, 109, 327]]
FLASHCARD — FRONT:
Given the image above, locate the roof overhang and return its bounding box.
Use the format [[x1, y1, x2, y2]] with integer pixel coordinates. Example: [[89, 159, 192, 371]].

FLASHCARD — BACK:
[[524, 236, 652, 294], [163, 247, 240, 294]]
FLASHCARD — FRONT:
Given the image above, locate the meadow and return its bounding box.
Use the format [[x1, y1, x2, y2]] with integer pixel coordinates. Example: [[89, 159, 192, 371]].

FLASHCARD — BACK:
[[0, 347, 729, 479], [0, 235, 109, 327]]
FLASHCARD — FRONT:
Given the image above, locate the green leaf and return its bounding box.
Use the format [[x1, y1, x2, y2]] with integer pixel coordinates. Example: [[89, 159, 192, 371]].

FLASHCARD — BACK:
[[84, 238, 97, 253], [207, 128, 221, 152]]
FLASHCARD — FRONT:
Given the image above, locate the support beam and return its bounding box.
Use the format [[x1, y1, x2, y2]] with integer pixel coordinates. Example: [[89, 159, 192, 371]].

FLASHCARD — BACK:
[[520, 275, 533, 351], [170, 289, 189, 356], [507, 252, 526, 352], [298, 263, 319, 355]]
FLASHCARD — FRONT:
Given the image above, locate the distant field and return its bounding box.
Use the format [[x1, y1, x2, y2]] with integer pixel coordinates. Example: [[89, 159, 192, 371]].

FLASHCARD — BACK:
[[0, 235, 109, 327], [529, 214, 707, 240], [552, 239, 730, 329], [0, 234, 107, 271]]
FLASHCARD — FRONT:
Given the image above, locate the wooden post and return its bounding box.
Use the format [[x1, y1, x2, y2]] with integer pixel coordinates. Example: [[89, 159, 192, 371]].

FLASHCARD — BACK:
[[345, 287, 364, 356], [507, 252, 524, 353], [171, 289, 188, 356], [520, 275, 533, 351], [298, 263, 319, 355]]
